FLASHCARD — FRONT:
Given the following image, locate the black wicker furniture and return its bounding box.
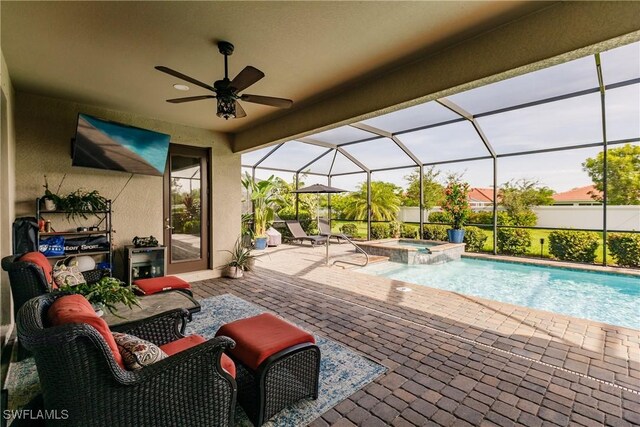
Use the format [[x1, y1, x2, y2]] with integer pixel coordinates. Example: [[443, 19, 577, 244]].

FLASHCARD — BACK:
[[216, 313, 320, 426], [2, 253, 200, 349], [17, 293, 238, 427]]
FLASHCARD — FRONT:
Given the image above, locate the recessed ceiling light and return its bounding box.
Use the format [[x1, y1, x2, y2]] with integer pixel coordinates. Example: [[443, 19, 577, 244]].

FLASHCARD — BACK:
[[173, 84, 189, 91]]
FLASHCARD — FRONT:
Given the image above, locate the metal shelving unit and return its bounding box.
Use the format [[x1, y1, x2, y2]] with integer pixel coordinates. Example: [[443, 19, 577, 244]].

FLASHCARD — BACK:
[[36, 197, 113, 273]]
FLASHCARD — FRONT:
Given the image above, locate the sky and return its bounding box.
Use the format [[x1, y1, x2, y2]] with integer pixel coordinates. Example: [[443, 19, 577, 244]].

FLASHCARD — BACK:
[[243, 42, 640, 194]]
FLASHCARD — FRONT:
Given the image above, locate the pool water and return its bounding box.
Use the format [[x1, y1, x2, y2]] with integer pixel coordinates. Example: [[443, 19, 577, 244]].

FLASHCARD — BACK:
[[359, 258, 640, 329]]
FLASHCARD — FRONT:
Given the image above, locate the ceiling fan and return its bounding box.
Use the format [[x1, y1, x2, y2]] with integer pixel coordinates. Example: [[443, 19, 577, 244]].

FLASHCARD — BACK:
[[155, 41, 293, 120]]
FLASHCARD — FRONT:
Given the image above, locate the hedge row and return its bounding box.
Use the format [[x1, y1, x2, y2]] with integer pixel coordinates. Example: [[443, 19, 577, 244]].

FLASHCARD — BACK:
[[546, 230, 640, 267], [608, 233, 640, 267]]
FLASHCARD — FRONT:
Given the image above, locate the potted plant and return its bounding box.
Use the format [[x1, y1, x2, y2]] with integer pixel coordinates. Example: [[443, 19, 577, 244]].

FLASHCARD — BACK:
[[57, 189, 108, 221], [441, 175, 470, 244], [42, 175, 61, 211], [58, 277, 140, 317], [241, 173, 281, 250], [220, 238, 256, 278]]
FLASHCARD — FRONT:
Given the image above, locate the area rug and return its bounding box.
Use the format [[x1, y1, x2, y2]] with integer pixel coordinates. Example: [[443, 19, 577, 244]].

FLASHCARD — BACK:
[[4, 294, 386, 427], [187, 293, 387, 426]]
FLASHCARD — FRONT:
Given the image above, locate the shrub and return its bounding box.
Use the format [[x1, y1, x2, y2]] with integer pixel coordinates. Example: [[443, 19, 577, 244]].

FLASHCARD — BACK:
[[340, 223, 359, 237], [463, 226, 488, 252], [370, 223, 390, 239], [607, 233, 640, 267], [428, 211, 451, 224], [497, 227, 531, 255], [400, 223, 419, 239], [388, 221, 402, 238], [548, 230, 600, 263], [467, 211, 493, 225], [422, 224, 449, 241]]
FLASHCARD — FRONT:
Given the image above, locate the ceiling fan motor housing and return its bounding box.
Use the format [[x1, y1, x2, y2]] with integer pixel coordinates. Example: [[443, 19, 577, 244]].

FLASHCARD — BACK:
[[217, 41, 234, 56]]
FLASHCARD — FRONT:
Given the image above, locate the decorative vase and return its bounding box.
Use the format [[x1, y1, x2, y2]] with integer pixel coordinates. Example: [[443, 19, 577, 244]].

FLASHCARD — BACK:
[[447, 229, 465, 243], [254, 236, 268, 250], [223, 265, 244, 279], [43, 198, 57, 211]]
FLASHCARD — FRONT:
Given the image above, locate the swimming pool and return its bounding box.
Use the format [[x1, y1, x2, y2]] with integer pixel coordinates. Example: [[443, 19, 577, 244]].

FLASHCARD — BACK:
[[359, 258, 640, 329]]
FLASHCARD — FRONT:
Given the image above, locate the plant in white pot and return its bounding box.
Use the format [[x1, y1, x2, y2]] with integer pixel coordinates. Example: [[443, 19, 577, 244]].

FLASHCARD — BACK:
[[220, 238, 256, 278], [442, 175, 471, 244], [241, 173, 282, 250]]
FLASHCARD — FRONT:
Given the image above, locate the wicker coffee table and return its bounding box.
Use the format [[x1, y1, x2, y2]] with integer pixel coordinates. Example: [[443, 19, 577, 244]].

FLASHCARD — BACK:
[[103, 290, 200, 330]]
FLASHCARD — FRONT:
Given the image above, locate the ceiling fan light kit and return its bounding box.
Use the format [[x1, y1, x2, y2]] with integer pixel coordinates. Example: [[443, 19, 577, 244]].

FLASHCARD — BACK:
[[156, 41, 293, 120]]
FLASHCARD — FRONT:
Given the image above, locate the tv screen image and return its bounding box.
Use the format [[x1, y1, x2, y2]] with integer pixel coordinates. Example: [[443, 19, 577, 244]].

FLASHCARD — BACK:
[[72, 114, 171, 176]]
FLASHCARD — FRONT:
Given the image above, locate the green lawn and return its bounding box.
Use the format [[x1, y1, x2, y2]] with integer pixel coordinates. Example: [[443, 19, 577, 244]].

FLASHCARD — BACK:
[[330, 220, 368, 238], [330, 220, 615, 264]]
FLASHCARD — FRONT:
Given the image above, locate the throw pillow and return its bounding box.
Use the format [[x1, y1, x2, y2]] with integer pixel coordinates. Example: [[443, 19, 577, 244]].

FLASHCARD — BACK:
[[112, 332, 167, 370]]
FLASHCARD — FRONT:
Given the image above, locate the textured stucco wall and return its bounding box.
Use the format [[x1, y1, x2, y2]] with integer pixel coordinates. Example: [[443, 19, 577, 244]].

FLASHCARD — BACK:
[[13, 92, 239, 279], [1, 49, 17, 343], [234, 2, 640, 152]]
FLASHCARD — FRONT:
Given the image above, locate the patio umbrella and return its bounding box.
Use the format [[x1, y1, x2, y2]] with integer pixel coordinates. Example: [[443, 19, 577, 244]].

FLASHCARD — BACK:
[[291, 183, 347, 264], [291, 183, 347, 229]]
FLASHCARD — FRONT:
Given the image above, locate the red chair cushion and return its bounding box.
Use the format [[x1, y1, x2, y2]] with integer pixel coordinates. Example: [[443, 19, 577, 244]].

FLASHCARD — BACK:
[[133, 276, 191, 295], [160, 334, 236, 378], [47, 294, 124, 368], [19, 252, 55, 289], [216, 313, 315, 371]]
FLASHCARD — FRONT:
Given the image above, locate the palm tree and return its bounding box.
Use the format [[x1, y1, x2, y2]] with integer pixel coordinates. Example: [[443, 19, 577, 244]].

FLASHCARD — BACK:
[[342, 181, 401, 221]]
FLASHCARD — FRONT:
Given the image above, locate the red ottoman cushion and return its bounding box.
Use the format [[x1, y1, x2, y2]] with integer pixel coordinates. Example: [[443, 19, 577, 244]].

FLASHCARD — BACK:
[[133, 276, 191, 295], [216, 313, 315, 371], [20, 251, 55, 288], [48, 294, 124, 368], [160, 334, 236, 378]]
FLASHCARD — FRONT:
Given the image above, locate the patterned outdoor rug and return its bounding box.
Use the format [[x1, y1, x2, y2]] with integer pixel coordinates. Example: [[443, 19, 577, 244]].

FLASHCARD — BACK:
[[4, 293, 386, 427]]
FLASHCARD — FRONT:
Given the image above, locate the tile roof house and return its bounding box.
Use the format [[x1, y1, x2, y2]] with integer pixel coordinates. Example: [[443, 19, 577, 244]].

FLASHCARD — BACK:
[[552, 185, 602, 205]]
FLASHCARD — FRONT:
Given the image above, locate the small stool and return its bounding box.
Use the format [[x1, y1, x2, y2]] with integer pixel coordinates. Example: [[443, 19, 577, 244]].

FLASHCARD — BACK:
[[216, 313, 320, 426], [133, 276, 192, 296]]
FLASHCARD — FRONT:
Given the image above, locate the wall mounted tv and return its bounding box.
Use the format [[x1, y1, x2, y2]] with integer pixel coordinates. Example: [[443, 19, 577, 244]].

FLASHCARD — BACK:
[[72, 113, 171, 176]]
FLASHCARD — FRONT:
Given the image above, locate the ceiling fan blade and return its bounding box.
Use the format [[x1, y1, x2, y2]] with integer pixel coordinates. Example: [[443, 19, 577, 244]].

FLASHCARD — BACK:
[[241, 94, 293, 109], [230, 66, 265, 92], [155, 66, 215, 92], [234, 101, 247, 118], [166, 95, 216, 104]]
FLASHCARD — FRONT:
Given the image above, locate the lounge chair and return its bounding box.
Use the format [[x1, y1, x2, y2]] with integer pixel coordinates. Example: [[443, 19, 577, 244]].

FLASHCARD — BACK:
[[318, 218, 350, 243], [285, 221, 327, 246]]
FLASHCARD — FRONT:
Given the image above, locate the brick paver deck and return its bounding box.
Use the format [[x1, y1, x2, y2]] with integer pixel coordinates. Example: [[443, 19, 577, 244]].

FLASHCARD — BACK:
[[191, 244, 640, 426]]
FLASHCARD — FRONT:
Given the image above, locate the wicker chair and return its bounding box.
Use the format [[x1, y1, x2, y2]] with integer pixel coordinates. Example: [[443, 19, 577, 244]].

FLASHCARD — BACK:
[[17, 293, 237, 427], [1, 254, 108, 321]]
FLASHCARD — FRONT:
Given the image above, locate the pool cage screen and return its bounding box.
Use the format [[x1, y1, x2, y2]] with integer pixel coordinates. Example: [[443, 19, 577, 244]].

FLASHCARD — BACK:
[[242, 41, 640, 266]]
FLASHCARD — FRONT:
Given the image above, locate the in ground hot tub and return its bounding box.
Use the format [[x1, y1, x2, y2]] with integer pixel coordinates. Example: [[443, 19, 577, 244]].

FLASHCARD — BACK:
[[358, 238, 465, 265]]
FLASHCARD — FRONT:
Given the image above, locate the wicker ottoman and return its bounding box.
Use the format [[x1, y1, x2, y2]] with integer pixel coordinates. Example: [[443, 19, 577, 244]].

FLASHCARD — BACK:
[[216, 313, 320, 426]]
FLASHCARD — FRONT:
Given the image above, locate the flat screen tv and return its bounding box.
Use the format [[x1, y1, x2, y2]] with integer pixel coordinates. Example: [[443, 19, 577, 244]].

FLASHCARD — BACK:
[[72, 113, 171, 176]]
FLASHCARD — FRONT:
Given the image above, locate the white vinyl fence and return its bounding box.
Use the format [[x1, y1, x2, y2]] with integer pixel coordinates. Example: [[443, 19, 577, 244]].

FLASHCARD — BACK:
[[398, 205, 640, 231]]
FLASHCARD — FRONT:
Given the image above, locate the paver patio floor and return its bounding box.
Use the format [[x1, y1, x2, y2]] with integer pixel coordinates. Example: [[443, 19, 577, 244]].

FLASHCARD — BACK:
[[191, 244, 640, 426]]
